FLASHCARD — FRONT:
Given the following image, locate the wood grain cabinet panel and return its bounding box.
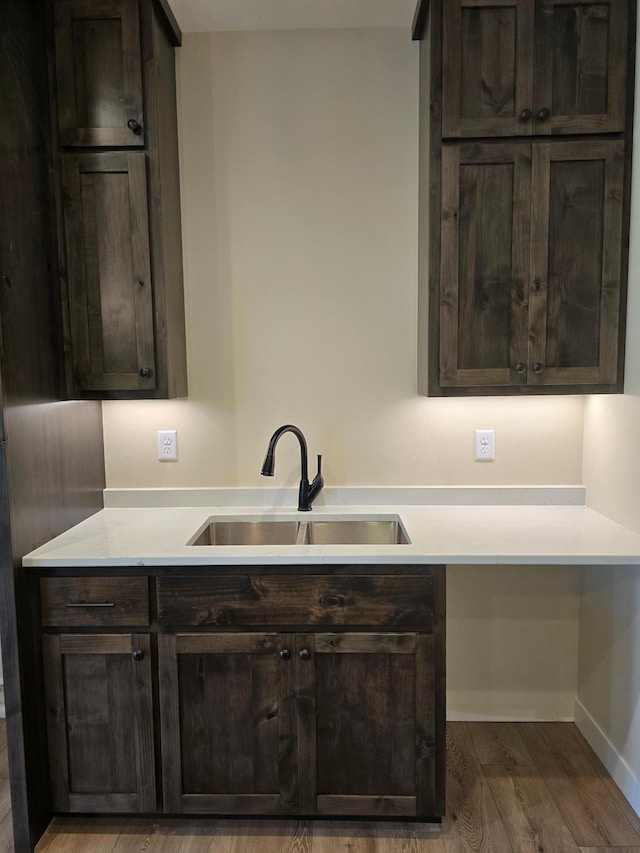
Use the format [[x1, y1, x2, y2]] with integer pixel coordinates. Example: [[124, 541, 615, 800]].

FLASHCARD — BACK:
[[156, 575, 434, 629], [296, 632, 440, 818], [54, 0, 145, 147], [440, 142, 532, 388], [42, 633, 156, 813], [159, 632, 298, 815], [40, 576, 149, 626], [61, 152, 156, 392], [443, 0, 627, 138], [159, 630, 442, 819], [53, 0, 188, 399], [39, 569, 445, 820], [423, 0, 633, 396], [157, 570, 445, 820], [438, 138, 624, 391]]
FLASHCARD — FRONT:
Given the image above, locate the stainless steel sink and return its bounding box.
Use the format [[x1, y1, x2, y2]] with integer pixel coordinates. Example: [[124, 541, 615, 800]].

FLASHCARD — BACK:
[[300, 519, 409, 545], [189, 520, 300, 546], [188, 516, 410, 546]]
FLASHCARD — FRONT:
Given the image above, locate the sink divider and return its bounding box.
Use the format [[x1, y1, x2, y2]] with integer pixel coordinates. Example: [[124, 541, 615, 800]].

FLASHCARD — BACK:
[[296, 521, 309, 546]]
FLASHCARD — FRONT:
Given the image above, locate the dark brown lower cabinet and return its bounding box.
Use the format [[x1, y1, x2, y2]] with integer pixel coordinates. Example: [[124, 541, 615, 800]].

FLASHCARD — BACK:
[[159, 632, 298, 815], [39, 569, 445, 821], [159, 629, 439, 818], [296, 632, 437, 817], [42, 633, 156, 813]]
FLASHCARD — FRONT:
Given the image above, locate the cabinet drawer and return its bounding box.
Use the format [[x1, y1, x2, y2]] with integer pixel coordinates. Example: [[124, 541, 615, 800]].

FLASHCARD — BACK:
[[156, 575, 435, 629], [40, 577, 149, 627]]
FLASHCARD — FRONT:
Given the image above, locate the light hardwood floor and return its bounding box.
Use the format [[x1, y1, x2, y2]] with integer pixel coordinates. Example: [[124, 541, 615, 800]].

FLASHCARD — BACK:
[[0, 722, 638, 852]]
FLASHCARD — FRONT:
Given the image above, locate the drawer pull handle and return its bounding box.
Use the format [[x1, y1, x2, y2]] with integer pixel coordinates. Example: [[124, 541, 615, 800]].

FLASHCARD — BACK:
[[299, 648, 311, 661], [127, 118, 143, 134], [132, 649, 145, 662], [279, 649, 291, 661], [67, 602, 115, 608]]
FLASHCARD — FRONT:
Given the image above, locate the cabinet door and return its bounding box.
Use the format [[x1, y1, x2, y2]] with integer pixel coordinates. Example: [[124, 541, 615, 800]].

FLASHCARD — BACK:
[[440, 143, 532, 388], [442, 0, 628, 138], [528, 139, 624, 387], [159, 633, 297, 815], [54, 0, 145, 146], [442, 0, 536, 138], [534, 0, 627, 134], [62, 152, 156, 392], [42, 634, 155, 813], [296, 633, 440, 818]]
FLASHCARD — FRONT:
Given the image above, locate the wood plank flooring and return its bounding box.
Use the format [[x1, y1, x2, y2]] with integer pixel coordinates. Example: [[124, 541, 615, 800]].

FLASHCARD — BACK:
[[0, 721, 637, 852]]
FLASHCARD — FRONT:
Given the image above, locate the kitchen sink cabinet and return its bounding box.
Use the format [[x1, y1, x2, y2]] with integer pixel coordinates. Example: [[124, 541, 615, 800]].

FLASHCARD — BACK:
[[156, 571, 445, 819], [159, 628, 440, 818], [52, 0, 187, 399], [37, 568, 445, 821], [443, 0, 628, 139], [439, 138, 625, 390]]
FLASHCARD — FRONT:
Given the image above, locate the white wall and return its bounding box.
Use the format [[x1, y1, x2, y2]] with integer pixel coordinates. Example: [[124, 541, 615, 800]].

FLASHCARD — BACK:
[[101, 29, 583, 720], [447, 564, 580, 721], [102, 29, 584, 489], [578, 14, 640, 812]]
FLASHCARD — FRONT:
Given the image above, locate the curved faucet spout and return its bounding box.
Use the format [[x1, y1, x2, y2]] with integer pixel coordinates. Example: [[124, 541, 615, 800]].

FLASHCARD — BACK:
[[260, 424, 323, 511]]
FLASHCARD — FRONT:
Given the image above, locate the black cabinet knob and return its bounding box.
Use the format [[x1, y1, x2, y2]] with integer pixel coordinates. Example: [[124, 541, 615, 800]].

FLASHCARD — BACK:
[[536, 107, 550, 122], [279, 649, 291, 661], [533, 362, 544, 373], [139, 367, 153, 378], [515, 362, 526, 374], [299, 649, 311, 661], [519, 108, 533, 122], [132, 649, 144, 662], [127, 118, 143, 134]]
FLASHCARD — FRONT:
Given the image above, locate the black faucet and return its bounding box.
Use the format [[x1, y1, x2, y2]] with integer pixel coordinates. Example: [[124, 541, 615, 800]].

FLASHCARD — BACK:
[[260, 424, 323, 511]]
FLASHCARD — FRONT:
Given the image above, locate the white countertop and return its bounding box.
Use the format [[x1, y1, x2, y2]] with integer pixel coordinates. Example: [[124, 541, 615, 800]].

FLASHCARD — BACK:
[[21, 487, 640, 567]]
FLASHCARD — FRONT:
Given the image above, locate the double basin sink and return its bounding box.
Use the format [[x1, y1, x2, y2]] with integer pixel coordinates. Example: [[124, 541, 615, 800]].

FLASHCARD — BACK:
[[189, 516, 410, 547]]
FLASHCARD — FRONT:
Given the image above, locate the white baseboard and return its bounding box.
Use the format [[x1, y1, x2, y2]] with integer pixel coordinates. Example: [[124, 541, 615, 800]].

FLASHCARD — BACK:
[[447, 711, 574, 722], [574, 698, 640, 817]]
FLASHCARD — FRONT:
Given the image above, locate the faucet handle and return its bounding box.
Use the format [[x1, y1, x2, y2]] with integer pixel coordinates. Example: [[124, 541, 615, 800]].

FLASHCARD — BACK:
[[310, 454, 324, 495]]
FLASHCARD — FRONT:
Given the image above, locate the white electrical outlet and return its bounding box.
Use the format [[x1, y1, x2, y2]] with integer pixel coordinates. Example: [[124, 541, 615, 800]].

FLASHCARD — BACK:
[[157, 429, 178, 461], [474, 429, 495, 462]]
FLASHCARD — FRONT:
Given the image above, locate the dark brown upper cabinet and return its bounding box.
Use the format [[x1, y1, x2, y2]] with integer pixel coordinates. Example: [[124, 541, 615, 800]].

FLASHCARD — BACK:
[[54, 0, 145, 147], [419, 0, 634, 396], [62, 152, 156, 392], [53, 0, 188, 398], [442, 0, 628, 138], [439, 139, 625, 391]]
